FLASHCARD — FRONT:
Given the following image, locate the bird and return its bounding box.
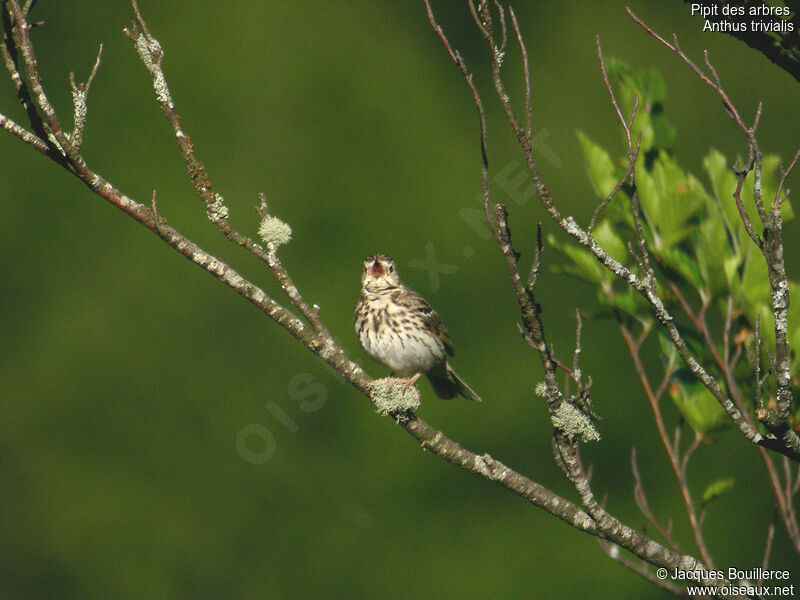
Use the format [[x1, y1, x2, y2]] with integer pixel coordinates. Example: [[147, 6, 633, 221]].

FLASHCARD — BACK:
[[354, 253, 481, 403]]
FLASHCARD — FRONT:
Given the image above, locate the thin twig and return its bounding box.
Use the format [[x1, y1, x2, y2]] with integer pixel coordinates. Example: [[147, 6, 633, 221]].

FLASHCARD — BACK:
[[628, 5, 800, 555], [0, 0, 620, 552], [620, 323, 714, 568], [597, 540, 688, 596], [122, 2, 331, 338], [631, 447, 678, 549], [773, 149, 800, 212], [629, 7, 799, 457], [508, 7, 531, 141], [527, 222, 543, 290], [427, 4, 733, 586], [68, 43, 103, 152], [759, 521, 776, 585]]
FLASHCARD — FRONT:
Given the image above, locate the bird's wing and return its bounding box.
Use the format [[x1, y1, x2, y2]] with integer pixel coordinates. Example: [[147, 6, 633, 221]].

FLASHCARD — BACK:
[[405, 289, 454, 356]]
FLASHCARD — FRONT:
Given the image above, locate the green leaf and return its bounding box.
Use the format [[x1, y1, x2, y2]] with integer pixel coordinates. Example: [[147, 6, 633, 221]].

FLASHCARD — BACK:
[[761, 154, 795, 222], [639, 69, 667, 104], [593, 220, 628, 265], [630, 100, 655, 152], [577, 131, 618, 199], [697, 213, 731, 296], [669, 378, 730, 437], [548, 233, 606, 284], [701, 477, 735, 504], [597, 287, 639, 317], [651, 104, 677, 149], [658, 245, 703, 289], [604, 61, 675, 153], [641, 152, 707, 249], [736, 245, 775, 348], [703, 149, 748, 244], [657, 329, 679, 368]]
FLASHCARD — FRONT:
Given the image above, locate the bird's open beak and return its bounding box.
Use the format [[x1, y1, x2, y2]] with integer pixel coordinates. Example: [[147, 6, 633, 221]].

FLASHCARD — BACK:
[[369, 262, 385, 276]]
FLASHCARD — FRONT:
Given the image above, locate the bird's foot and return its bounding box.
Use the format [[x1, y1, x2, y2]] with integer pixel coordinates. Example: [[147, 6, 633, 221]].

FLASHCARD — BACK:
[[400, 372, 422, 391]]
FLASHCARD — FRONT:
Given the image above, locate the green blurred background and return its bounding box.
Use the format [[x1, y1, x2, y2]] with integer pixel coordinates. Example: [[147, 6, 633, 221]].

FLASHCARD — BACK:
[[2, 1, 799, 598]]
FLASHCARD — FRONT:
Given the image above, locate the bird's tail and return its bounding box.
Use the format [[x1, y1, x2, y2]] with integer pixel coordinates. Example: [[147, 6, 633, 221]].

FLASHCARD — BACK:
[[426, 361, 482, 402]]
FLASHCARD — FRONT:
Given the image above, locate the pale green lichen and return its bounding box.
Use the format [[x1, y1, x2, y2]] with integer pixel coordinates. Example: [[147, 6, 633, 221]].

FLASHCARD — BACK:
[[258, 215, 292, 247], [133, 33, 173, 107], [552, 402, 600, 442], [207, 193, 229, 223], [534, 381, 548, 398], [369, 379, 420, 415]]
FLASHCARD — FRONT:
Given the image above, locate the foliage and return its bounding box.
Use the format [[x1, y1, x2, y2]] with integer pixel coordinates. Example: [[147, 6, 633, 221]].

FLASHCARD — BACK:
[[550, 61, 799, 438]]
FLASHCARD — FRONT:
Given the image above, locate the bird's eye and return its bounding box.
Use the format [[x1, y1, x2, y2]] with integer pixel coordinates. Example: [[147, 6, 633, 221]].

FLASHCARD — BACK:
[[388, 265, 393, 272]]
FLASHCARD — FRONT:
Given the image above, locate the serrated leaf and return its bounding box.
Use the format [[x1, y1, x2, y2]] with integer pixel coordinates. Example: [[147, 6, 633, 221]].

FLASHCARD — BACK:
[[606, 57, 637, 86], [631, 102, 655, 153], [607, 58, 641, 125], [642, 152, 707, 249], [703, 149, 749, 243], [738, 246, 772, 348], [761, 154, 795, 222], [701, 477, 735, 504]]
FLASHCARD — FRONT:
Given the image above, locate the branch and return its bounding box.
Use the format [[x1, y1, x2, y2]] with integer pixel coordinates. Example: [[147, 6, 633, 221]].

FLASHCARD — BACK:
[[680, 0, 800, 85], [598, 538, 688, 596], [424, 2, 746, 595], [0, 0, 621, 560], [66, 42, 102, 152], [620, 323, 713, 568], [631, 446, 678, 549], [477, 2, 796, 461], [628, 7, 800, 461]]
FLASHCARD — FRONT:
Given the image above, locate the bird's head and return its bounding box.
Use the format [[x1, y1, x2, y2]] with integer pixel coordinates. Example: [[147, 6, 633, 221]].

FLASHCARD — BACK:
[[362, 254, 400, 288]]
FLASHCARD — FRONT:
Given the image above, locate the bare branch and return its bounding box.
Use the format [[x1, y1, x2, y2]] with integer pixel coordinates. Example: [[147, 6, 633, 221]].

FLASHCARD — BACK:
[[598, 540, 688, 596], [1, 2, 65, 163], [527, 222, 543, 290], [760, 521, 775, 584], [21, 0, 36, 19], [67, 43, 103, 152], [627, 7, 800, 462], [0, 0, 631, 566], [620, 323, 714, 567], [0, 110, 47, 154], [631, 446, 678, 549], [773, 149, 800, 212], [122, 3, 331, 338], [732, 169, 763, 248], [508, 7, 531, 141]]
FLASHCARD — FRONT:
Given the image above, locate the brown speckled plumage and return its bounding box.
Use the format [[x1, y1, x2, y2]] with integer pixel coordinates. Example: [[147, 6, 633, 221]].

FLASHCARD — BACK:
[[354, 254, 481, 402]]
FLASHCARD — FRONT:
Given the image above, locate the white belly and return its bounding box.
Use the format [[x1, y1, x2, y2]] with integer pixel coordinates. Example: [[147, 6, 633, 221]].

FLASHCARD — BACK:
[[357, 297, 445, 375], [359, 326, 443, 375]]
